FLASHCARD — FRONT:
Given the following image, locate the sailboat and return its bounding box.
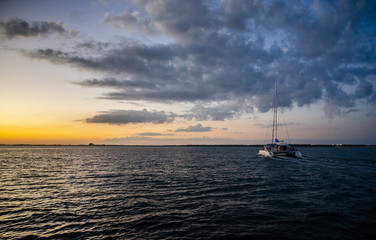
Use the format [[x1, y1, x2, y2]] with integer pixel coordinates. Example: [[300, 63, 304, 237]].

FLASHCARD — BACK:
[[258, 80, 302, 158]]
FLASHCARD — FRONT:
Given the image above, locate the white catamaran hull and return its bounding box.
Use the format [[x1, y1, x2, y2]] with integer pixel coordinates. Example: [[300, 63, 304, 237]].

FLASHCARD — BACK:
[[258, 149, 301, 158]]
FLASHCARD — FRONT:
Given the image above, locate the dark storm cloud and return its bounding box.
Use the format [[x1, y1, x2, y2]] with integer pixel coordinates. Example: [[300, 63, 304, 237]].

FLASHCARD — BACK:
[[102, 89, 212, 102], [23, 0, 376, 118], [220, 0, 261, 31], [0, 18, 77, 38], [75, 78, 156, 89], [175, 124, 213, 132], [28, 43, 175, 77], [85, 109, 174, 125], [133, 0, 220, 42]]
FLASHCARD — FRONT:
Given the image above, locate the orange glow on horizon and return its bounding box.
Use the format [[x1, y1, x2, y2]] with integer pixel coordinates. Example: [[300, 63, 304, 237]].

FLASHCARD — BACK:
[[0, 122, 134, 145]]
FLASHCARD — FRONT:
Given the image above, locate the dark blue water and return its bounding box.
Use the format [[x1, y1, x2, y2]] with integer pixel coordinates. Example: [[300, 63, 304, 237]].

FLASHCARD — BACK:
[[1, 146, 375, 239]]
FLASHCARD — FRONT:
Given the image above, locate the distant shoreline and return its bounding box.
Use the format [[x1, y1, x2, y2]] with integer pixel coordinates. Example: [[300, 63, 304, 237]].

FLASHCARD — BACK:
[[1, 144, 375, 148]]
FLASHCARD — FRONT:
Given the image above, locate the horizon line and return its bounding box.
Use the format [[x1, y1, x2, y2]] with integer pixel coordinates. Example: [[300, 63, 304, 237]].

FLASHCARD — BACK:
[[1, 143, 375, 147]]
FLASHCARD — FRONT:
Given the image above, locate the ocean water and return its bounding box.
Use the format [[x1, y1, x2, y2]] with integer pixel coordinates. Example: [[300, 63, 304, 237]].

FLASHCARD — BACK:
[[1, 146, 375, 240]]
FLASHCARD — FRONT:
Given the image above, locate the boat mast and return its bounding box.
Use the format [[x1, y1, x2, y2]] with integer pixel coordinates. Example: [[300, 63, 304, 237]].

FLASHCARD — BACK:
[[271, 80, 278, 144]]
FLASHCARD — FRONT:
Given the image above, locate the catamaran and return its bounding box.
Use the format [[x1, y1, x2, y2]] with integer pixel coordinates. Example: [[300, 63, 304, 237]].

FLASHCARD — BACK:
[[258, 80, 302, 158]]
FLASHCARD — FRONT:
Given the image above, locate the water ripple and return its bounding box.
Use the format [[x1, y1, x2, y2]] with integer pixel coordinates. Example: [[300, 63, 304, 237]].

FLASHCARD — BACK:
[[1, 146, 375, 239]]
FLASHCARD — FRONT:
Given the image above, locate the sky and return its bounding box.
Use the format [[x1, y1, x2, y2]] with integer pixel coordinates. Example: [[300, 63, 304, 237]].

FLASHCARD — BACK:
[[0, 0, 375, 145]]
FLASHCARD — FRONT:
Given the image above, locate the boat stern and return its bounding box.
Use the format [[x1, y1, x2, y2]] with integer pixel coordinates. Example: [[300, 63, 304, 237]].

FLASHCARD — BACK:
[[294, 151, 302, 158], [258, 149, 274, 157]]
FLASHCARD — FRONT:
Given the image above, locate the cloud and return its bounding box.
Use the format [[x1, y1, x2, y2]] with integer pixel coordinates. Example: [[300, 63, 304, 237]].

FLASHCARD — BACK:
[[175, 124, 213, 132], [255, 122, 301, 128], [28, 43, 175, 77], [136, 0, 220, 42], [104, 136, 242, 145], [186, 99, 255, 121], [137, 132, 174, 136], [85, 109, 174, 125], [0, 18, 78, 39], [103, 10, 157, 34], [323, 104, 359, 119], [220, 0, 262, 31], [20, 0, 376, 118], [75, 77, 156, 89]]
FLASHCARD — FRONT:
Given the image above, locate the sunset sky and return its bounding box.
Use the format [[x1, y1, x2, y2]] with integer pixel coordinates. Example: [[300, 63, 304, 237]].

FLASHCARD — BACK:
[[1, 0, 375, 145]]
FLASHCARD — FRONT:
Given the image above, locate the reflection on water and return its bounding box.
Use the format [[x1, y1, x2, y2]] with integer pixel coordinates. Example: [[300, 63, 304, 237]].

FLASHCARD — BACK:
[[1, 146, 375, 239]]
